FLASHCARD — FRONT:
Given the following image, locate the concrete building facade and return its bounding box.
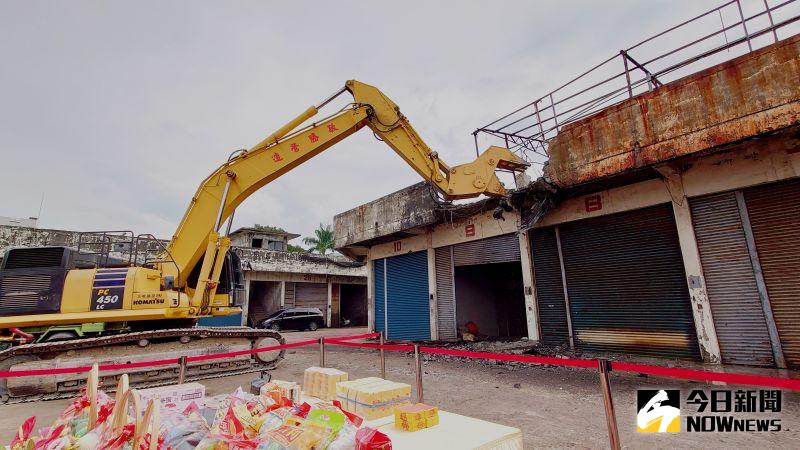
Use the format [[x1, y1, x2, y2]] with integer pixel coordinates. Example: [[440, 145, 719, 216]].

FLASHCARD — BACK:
[[334, 31, 800, 367]]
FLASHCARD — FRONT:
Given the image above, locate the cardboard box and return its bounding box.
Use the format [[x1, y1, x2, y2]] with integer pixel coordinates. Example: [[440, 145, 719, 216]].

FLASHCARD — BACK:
[[336, 377, 412, 420], [303, 367, 348, 401], [135, 382, 205, 413], [394, 403, 439, 432], [260, 379, 301, 403]]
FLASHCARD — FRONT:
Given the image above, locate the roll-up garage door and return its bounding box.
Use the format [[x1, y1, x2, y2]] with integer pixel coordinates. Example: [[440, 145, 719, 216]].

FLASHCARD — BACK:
[[452, 234, 520, 266], [435, 246, 456, 340], [294, 282, 328, 325], [373, 252, 430, 340], [559, 204, 699, 359], [690, 192, 775, 366], [530, 228, 570, 346], [744, 179, 800, 368], [374, 259, 386, 334]]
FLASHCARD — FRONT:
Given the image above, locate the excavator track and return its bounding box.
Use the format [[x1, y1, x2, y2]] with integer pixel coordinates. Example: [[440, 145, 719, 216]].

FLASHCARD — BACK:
[[0, 327, 285, 404]]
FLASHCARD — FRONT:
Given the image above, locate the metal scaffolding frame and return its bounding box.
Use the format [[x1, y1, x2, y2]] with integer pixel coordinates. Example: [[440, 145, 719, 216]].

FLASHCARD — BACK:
[[474, 0, 800, 166]]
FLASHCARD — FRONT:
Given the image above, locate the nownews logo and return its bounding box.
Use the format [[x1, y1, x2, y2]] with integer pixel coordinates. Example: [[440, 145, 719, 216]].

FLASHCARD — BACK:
[[637, 389, 783, 433], [637, 390, 681, 432]]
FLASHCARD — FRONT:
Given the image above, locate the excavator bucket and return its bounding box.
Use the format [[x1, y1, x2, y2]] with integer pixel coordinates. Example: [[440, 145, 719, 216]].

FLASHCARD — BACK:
[[447, 146, 530, 199]]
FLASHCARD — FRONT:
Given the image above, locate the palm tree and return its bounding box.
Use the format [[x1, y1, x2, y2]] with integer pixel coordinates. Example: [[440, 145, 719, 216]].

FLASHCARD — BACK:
[[303, 223, 335, 255]]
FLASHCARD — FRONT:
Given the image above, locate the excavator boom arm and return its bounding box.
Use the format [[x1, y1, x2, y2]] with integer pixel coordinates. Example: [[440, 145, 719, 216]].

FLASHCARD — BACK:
[[163, 80, 528, 287]]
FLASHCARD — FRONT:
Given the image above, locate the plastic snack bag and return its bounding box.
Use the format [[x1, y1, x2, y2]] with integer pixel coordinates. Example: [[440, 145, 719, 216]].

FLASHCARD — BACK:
[[355, 427, 392, 450], [9, 416, 36, 450]]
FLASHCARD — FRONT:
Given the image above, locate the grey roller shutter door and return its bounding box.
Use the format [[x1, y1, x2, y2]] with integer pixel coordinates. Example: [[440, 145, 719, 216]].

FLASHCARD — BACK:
[[452, 234, 520, 267], [744, 179, 800, 368], [690, 192, 775, 366], [559, 204, 700, 359], [294, 282, 328, 323], [530, 228, 570, 346], [435, 246, 457, 340]]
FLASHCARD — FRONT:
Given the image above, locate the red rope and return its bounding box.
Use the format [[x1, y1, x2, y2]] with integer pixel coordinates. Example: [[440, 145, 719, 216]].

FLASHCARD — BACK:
[[324, 332, 380, 342], [612, 361, 800, 390], [3, 331, 800, 391]]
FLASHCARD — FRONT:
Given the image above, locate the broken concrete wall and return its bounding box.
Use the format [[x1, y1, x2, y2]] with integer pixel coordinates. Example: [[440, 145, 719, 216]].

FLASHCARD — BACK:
[[545, 34, 800, 187], [235, 247, 367, 277], [333, 182, 440, 251], [0, 225, 82, 254]]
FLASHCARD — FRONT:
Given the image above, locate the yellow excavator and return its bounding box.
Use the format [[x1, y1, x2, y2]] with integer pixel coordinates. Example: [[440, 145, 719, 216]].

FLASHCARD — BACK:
[[0, 80, 528, 401]]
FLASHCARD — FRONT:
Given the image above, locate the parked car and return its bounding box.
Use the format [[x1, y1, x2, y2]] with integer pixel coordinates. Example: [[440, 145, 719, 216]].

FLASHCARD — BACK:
[[260, 307, 325, 331]]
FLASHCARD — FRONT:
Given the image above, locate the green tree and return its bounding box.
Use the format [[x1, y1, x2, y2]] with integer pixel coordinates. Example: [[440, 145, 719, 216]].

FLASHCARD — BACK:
[[303, 223, 335, 255]]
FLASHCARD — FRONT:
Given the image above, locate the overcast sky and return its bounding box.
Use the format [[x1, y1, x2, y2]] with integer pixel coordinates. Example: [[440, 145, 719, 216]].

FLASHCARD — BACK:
[[0, 1, 777, 244]]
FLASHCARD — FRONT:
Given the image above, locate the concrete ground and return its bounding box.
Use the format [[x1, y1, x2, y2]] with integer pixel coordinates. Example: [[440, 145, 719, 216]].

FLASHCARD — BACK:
[[1, 327, 798, 448]]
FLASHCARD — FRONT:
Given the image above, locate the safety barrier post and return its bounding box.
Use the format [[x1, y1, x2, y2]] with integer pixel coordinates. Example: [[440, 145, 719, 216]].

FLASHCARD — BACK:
[[379, 331, 386, 379], [319, 337, 326, 368], [414, 344, 424, 404], [178, 356, 187, 384], [598, 359, 620, 450]]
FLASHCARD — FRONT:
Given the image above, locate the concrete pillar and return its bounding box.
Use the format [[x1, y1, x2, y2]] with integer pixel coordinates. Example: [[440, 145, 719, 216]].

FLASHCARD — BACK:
[[327, 280, 333, 327], [366, 253, 375, 332], [518, 231, 540, 342], [242, 275, 251, 327], [426, 233, 438, 340], [659, 166, 722, 363], [279, 281, 286, 308]]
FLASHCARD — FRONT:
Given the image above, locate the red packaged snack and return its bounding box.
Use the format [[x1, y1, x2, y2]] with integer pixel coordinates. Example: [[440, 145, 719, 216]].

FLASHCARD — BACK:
[[355, 427, 392, 450]]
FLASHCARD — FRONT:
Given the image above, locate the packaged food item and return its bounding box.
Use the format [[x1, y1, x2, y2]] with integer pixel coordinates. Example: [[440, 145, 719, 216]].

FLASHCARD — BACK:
[[355, 427, 392, 450], [135, 382, 205, 413], [260, 379, 301, 403], [259, 422, 331, 450], [303, 367, 348, 401], [336, 378, 412, 420], [394, 403, 439, 432]]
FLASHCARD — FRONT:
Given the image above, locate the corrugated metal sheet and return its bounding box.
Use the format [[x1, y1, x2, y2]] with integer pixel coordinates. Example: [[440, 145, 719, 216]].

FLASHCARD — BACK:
[[385, 251, 430, 340], [452, 233, 520, 266], [374, 259, 386, 334], [744, 179, 800, 368], [690, 192, 775, 366], [435, 246, 457, 340], [559, 204, 700, 359], [530, 228, 570, 346], [294, 282, 328, 324], [284, 282, 295, 308]]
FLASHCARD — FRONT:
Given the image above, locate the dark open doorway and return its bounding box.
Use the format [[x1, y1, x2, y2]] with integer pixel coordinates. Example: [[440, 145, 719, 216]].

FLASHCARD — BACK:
[[454, 262, 527, 339], [247, 280, 282, 327]]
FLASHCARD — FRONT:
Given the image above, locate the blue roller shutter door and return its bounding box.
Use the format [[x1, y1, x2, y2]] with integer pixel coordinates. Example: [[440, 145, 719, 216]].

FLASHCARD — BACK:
[[373, 251, 430, 340]]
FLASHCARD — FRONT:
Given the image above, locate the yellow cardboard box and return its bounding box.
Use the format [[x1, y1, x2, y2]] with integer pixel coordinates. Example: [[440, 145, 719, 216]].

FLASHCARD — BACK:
[[303, 367, 348, 401], [394, 403, 439, 432], [336, 377, 412, 420]]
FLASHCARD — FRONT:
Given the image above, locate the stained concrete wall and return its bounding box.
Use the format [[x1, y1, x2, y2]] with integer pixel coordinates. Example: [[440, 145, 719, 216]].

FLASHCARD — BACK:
[[333, 182, 440, 253], [546, 34, 800, 187]]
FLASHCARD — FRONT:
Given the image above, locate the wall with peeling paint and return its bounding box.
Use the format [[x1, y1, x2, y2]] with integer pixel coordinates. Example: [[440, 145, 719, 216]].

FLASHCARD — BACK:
[[545, 34, 800, 187]]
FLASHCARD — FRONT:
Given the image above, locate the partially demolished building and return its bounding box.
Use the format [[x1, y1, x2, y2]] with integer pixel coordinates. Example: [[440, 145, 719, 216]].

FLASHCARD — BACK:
[[334, 3, 800, 368]]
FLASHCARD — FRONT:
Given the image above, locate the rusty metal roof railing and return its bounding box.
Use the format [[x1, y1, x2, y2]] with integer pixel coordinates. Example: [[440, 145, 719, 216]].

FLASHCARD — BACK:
[[475, 0, 800, 168]]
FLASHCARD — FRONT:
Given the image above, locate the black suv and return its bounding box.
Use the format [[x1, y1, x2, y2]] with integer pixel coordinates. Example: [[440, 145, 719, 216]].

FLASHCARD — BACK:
[[260, 307, 325, 331]]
